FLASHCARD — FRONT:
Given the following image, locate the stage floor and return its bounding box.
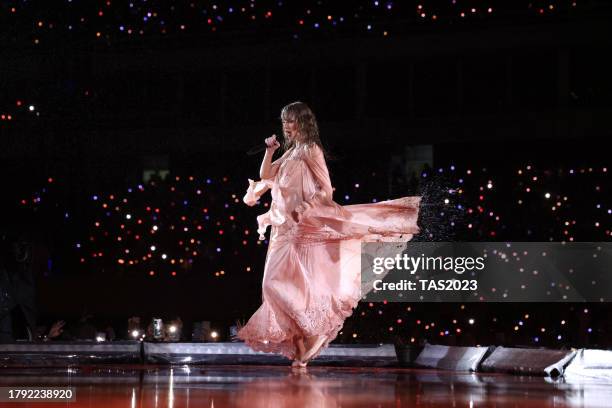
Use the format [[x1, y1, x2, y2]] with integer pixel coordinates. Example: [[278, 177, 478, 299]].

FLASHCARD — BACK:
[[1, 364, 611, 407]]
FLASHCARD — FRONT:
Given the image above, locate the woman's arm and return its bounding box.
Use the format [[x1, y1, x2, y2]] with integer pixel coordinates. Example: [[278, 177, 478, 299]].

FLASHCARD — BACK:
[[259, 149, 276, 180], [243, 135, 283, 207], [259, 135, 281, 179]]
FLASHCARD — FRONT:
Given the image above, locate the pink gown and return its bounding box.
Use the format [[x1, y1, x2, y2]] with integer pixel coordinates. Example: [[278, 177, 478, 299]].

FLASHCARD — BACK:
[[237, 143, 421, 360]]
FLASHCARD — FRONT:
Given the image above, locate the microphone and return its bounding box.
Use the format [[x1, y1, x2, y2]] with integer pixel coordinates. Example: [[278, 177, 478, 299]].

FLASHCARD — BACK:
[[246, 135, 282, 155], [246, 143, 269, 156]]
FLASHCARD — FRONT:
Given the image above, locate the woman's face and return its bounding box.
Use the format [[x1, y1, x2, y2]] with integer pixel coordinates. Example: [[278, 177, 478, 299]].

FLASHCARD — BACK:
[[282, 116, 300, 142]]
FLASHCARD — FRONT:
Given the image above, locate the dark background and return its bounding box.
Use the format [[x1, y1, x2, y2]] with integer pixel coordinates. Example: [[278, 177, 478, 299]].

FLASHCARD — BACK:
[[1, 0, 611, 345]]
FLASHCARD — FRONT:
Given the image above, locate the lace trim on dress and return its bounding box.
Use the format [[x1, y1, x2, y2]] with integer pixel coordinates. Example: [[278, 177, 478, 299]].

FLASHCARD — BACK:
[[237, 291, 361, 361]]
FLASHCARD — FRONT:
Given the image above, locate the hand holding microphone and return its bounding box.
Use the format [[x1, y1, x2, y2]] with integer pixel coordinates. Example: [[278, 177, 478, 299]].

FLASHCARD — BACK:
[[265, 134, 281, 152], [246, 134, 281, 155]]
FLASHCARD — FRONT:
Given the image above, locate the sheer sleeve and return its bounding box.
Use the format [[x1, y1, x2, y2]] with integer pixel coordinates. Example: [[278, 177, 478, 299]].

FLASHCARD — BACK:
[[300, 144, 334, 210], [243, 178, 273, 207], [242, 149, 290, 207], [295, 144, 352, 224]]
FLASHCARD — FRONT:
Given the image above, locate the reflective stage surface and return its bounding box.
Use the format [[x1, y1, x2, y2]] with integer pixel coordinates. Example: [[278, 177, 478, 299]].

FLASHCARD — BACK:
[[1, 364, 611, 407]]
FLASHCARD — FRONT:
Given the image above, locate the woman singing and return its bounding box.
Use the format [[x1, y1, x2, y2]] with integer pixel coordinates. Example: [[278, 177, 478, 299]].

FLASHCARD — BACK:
[[237, 101, 421, 367]]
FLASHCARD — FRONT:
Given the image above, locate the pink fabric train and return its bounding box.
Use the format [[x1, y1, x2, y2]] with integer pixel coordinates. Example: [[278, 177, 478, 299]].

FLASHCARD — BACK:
[[237, 143, 421, 360]]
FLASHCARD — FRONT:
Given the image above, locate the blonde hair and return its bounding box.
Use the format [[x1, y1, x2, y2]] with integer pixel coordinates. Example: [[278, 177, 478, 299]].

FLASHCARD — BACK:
[[280, 102, 325, 154]]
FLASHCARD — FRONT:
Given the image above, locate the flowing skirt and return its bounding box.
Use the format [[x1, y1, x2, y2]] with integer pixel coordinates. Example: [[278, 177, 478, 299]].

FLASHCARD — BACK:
[[237, 196, 420, 360]]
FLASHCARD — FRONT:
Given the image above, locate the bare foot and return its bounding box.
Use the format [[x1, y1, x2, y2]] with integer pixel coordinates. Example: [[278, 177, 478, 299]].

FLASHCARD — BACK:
[[291, 360, 306, 368], [296, 337, 306, 359], [291, 337, 307, 368], [291, 360, 307, 368], [302, 335, 327, 362]]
